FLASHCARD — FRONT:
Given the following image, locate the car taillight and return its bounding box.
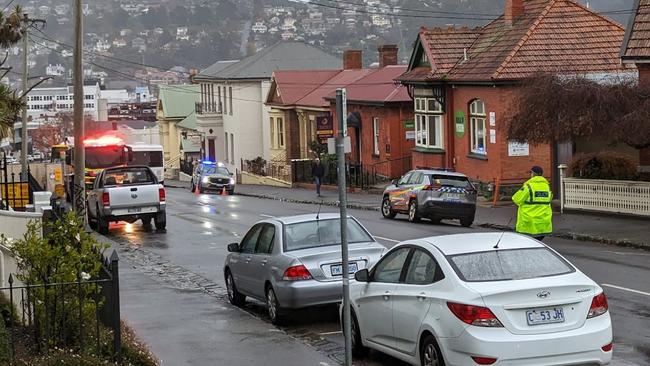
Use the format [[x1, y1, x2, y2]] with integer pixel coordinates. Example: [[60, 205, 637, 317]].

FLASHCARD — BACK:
[[588, 292, 608, 318], [102, 192, 110, 207], [282, 265, 312, 281], [472, 356, 497, 365], [159, 187, 166, 202], [601, 343, 613, 352], [447, 302, 503, 327]]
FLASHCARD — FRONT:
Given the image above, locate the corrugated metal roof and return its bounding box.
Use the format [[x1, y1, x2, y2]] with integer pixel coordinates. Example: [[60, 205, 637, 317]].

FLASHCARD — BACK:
[[181, 138, 200, 153], [177, 112, 197, 130], [157, 84, 199, 119], [203, 42, 341, 80], [269, 70, 340, 106], [344, 65, 410, 104]]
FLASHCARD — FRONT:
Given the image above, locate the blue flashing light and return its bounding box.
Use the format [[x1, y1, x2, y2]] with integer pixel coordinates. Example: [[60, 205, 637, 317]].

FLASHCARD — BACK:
[[201, 160, 215, 165]]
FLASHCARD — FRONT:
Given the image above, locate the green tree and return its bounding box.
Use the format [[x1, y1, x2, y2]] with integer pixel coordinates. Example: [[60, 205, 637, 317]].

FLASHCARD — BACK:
[[0, 6, 26, 138]]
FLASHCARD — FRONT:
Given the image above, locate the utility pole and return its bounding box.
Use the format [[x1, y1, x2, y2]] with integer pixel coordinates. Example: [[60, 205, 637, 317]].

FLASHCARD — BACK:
[[73, 0, 85, 220], [20, 14, 29, 181], [335, 88, 352, 366]]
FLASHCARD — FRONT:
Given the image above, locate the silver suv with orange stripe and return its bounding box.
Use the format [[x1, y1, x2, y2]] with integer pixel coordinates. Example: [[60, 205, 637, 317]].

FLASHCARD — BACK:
[[381, 169, 477, 227]]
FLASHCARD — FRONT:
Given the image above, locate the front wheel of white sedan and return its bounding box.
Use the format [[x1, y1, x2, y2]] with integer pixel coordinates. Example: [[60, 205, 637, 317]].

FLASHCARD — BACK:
[[420, 334, 445, 366]]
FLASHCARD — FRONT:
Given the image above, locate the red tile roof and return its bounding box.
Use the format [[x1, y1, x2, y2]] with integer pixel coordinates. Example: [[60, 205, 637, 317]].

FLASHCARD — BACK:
[[621, 0, 650, 61], [298, 69, 374, 108], [400, 0, 629, 83], [268, 70, 340, 106], [344, 65, 411, 104]]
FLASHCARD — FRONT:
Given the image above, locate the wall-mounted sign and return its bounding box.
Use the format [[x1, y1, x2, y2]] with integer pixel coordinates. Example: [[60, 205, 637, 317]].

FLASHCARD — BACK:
[[489, 129, 496, 144], [403, 119, 415, 129], [405, 131, 415, 140], [508, 140, 530, 156], [489, 111, 496, 126], [316, 115, 334, 143], [454, 110, 466, 137]]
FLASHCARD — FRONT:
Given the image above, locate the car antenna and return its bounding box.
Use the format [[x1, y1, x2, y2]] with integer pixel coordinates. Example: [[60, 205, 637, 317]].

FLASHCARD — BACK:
[[494, 216, 514, 249]]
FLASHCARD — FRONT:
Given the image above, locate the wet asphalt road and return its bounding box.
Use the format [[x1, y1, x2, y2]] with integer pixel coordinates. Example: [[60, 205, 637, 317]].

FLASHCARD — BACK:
[[106, 187, 650, 365]]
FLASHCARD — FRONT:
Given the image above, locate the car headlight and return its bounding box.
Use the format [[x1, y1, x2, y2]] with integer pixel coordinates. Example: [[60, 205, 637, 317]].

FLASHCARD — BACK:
[[202, 176, 209, 184], [229, 178, 235, 185]]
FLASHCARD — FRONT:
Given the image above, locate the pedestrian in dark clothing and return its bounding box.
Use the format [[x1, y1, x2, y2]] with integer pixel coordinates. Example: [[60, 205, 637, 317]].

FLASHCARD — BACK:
[[312, 157, 325, 197]]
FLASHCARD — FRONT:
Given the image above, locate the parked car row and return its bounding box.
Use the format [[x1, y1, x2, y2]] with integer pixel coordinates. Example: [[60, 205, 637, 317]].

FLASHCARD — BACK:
[[225, 215, 613, 366]]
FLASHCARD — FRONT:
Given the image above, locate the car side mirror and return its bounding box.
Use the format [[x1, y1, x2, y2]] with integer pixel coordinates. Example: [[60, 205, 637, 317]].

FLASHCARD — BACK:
[[391, 178, 399, 186], [230, 172, 234, 176], [354, 268, 370, 282], [227, 243, 240, 252]]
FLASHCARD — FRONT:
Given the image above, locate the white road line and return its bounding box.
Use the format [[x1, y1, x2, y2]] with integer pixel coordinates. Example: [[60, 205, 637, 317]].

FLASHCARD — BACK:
[[603, 251, 650, 256], [260, 214, 275, 218], [602, 284, 650, 297], [374, 236, 401, 243], [318, 331, 342, 336]]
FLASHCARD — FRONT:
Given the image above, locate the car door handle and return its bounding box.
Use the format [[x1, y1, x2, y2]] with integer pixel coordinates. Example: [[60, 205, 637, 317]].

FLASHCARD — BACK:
[[244, 256, 252, 263], [260, 259, 268, 266], [383, 291, 391, 301], [416, 292, 427, 301]]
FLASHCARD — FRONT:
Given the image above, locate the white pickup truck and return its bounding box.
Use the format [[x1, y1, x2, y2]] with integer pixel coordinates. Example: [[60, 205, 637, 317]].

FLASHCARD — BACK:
[[87, 165, 166, 234]]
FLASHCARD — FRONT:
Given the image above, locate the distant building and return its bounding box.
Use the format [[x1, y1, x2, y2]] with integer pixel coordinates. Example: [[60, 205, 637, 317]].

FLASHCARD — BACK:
[[46, 64, 65, 76], [176, 27, 189, 41], [252, 21, 267, 34]]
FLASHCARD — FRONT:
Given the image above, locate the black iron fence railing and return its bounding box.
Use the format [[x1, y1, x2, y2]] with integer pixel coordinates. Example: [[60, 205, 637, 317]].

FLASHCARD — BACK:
[[1, 251, 122, 363], [180, 159, 194, 176]]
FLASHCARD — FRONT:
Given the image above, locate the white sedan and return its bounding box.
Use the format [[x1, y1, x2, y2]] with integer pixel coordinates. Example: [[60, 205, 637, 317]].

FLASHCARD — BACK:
[[348, 232, 612, 366]]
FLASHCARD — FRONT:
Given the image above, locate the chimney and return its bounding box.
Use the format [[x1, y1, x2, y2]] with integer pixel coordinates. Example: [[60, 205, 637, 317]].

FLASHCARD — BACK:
[[504, 0, 525, 25], [343, 50, 363, 69], [378, 44, 398, 67]]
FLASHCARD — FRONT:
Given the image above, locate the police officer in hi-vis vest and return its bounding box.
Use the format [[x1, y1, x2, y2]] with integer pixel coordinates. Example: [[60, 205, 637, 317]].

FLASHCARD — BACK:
[[512, 166, 553, 241]]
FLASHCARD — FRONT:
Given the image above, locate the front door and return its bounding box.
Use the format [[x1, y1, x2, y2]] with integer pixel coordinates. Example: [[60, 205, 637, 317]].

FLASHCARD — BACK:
[[391, 171, 413, 211], [393, 249, 443, 356], [231, 224, 263, 296], [357, 247, 411, 349], [208, 138, 216, 162]]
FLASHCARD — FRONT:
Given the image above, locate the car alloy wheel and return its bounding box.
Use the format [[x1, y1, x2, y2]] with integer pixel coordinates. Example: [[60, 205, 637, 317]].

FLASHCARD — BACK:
[[420, 335, 444, 366], [409, 200, 420, 223], [266, 287, 282, 324], [225, 271, 245, 306], [226, 274, 234, 300], [381, 197, 396, 219]]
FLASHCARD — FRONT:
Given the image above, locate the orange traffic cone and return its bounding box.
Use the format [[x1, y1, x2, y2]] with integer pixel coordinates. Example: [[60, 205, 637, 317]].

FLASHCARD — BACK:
[[221, 186, 227, 196]]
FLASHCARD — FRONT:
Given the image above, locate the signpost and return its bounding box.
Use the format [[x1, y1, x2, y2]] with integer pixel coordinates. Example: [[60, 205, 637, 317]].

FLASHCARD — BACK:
[[335, 88, 352, 366]]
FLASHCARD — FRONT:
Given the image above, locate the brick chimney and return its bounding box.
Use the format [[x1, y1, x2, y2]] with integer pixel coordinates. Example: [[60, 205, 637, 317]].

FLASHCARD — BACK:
[[504, 0, 525, 25], [378, 45, 398, 67], [343, 50, 363, 69]]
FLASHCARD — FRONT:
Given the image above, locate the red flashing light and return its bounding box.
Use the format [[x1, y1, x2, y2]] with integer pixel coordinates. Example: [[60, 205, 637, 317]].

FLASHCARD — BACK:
[[83, 135, 124, 147]]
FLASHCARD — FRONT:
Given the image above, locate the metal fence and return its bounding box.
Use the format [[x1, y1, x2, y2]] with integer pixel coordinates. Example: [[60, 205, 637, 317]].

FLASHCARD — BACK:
[[241, 158, 292, 182], [1, 251, 122, 363], [1, 154, 35, 211], [561, 177, 650, 216], [291, 159, 383, 190], [180, 159, 194, 176]]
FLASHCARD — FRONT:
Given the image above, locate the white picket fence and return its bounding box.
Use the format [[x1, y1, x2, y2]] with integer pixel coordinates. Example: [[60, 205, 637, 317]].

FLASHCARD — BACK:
[[561, 177, 650, 217]]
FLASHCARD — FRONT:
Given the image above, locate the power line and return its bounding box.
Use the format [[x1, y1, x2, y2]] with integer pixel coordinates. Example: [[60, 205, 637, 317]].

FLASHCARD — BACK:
[[2, 0, 15, 12]]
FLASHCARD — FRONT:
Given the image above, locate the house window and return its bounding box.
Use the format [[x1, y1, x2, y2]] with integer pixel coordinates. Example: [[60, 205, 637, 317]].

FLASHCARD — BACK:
[[469, 99, 486, 155], [277, 117, 284, 147], [228, 86, 233, 116], [414, 97, 443, 149], [223, 86, 227, 115], [270, 117, 275, 148], [217, 86, 221, 110], [224, 132, 229, 162], [373, 117, 379, 156], [230, 133, 234, 164]]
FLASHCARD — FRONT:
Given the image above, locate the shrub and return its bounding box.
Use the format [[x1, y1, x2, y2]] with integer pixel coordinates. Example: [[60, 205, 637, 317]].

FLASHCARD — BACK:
[[0, 314, 8, 364], [569, 151, 638, 180]]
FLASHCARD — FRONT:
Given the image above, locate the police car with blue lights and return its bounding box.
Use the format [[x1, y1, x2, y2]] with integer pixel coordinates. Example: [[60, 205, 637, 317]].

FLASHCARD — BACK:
[[381, 169, 477, 227], [190, 161, 236, 194]]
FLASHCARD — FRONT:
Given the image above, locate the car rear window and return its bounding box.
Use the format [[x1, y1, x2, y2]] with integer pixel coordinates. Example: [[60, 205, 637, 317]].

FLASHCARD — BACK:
[[284, 218, 373, 251], [448, 248, 574, 282], [429, 175, 472, 188], [103, 168, 155, 186]]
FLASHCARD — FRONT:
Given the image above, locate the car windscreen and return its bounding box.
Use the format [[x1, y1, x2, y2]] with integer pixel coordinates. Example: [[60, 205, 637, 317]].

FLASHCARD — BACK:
[[284, 218, 373, 251], [448, 248, 574, 282], [204, 166, 230, 175], [429, 174, 472, 188], [102, 168, 156, 187]]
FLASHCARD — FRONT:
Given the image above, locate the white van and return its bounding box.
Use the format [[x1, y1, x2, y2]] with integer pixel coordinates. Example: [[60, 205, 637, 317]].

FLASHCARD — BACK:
[[128, 144, 164, 183]]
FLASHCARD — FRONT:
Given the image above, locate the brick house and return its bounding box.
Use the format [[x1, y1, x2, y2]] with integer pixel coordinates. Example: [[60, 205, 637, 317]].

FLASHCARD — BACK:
[[621, 0, 650, 173], [265, 46, 412, 181], [397, 0, 629, 189]]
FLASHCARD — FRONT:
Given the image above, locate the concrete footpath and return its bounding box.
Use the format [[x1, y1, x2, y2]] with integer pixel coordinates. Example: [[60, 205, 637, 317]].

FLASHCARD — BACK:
[[166, 180, 650, 249]]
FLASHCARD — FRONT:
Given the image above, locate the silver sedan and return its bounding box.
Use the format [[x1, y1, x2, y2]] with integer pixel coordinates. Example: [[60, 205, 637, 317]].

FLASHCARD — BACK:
[[224, 213, 385, 324]]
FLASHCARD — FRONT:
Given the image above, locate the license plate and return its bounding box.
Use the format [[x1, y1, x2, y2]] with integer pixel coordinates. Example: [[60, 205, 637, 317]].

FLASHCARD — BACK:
[[526, 307, 565, 326], [127, 207, 142, 213], [444, 193, 462, 199], [331, 262, 358, 276]]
